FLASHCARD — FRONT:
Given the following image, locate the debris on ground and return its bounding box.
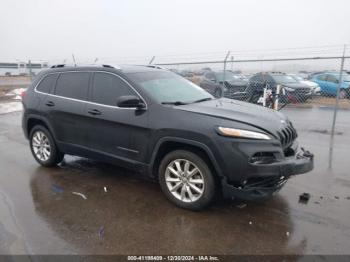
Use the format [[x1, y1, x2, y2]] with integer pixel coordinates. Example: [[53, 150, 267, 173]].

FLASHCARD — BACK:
[[104, 186, 108, 193], [51, 184, 64, 193], [72, 192, 87, 200], [299, 193, 310, 204], [249, 221, 252, 225], [334, 196, 339, 200], [236, 203, 247, 209], [314, 201, 320, 205], [346, 196, 350, 200], [286, 232, 290, 237], [99, 226, 105, 238]]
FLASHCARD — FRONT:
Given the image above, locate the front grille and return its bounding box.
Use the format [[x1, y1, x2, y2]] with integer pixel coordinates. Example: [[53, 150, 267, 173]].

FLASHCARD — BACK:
[[295, 88, 311, 94], [277, 124, 298, 149]]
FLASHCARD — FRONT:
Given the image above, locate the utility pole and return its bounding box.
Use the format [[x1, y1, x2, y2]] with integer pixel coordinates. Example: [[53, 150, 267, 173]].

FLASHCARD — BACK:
[[329, 45, 346, 169], [222, 51, 231, 96], [231, 56, 234, 71], [149, 56, 155, 65], [72, 54, 77, 66], [28, 60, 32, 79]]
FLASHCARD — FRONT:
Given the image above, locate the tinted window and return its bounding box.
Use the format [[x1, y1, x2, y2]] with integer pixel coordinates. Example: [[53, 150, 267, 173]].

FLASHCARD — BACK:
[[326, 75, 338, 83], [92, 72, 136, 106], [37, 74, 57, 93], [272, 75, 298, 84], [317, 74, 327, 81], [205, 72, 216, 80], [250, 75, 262, 83], [55, 72, 90, 100]]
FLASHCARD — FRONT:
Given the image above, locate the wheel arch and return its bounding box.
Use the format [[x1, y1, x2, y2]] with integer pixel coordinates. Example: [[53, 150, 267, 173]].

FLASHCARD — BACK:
[[149, 137, 223, 180], [26, 116, 55, 139]]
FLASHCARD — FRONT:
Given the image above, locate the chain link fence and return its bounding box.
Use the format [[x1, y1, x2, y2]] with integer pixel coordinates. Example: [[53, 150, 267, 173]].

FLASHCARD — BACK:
[[143, 48, 350, 168], [1, 46, 349, 167]]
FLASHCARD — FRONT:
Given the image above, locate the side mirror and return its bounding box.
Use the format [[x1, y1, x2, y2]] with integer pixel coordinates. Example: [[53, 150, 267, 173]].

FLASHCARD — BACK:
[[116, 95, 146, 109]]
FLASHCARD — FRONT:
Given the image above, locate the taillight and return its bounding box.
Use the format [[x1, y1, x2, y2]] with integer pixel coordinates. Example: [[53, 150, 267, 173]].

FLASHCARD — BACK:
[[20, 90, 26, 99]]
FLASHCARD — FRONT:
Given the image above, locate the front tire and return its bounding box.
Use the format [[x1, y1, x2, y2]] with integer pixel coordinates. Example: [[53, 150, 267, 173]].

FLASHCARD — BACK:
[[29, 125, 64, 167], [158, 150, 216, 210]]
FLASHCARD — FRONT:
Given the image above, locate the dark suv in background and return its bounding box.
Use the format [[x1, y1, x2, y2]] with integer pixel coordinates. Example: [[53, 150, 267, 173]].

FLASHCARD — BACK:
[[247, 72, 313, 103], [199, 70, 248, 99], [22, 65, 313, 210]]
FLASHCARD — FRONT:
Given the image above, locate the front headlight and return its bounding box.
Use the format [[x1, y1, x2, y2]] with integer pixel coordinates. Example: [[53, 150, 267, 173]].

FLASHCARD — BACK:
[[283, 86, 295, 92], [217, 127, 271, 140]]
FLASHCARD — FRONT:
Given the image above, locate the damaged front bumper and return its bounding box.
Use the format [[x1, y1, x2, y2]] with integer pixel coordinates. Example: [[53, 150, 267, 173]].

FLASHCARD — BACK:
[[221, 148, 314, 201]]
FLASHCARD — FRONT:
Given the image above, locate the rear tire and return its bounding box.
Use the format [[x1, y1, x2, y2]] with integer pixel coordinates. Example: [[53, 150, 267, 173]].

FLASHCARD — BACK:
[[158, 150, 216, 210], [29, 125, 64, 167]]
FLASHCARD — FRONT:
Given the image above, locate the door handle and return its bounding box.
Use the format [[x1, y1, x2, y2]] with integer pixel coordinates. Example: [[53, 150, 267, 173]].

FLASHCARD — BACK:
[[88, 109, 102, 115], [45, 101, 55, 107]]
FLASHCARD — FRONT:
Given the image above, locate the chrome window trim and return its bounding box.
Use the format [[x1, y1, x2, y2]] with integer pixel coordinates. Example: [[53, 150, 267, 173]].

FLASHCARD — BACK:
[[34, 70, 148, 110]]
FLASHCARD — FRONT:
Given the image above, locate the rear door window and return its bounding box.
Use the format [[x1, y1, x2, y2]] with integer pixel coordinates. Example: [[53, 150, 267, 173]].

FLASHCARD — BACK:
[[91, 72, 137, 106], [55, 72, 90, 100], [326, 75, 338, 83], [317, 74, 327, 81], [37, 74, 58, 93]]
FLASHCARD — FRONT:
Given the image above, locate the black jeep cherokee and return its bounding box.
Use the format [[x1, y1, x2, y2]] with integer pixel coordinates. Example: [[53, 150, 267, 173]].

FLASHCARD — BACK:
[[22, 65, 314, 210]]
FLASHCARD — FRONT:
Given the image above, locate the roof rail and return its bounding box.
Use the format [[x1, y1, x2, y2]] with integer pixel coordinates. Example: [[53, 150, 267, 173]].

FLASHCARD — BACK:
[[50, 64, 65, 68], [50, 64, 119, 69]]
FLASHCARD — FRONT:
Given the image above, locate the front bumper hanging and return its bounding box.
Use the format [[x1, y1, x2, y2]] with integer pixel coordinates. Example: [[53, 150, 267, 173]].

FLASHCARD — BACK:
[[221, 148, 314, 201]]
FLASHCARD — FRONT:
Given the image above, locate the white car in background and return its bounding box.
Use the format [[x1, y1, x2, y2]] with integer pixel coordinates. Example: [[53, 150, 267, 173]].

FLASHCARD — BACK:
[[289, 74, 321, 95]]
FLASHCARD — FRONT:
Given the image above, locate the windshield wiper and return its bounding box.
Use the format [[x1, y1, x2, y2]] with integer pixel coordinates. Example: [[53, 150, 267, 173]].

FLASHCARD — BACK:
[[192, 97, 213, 103], [161, 101, 188, 105]]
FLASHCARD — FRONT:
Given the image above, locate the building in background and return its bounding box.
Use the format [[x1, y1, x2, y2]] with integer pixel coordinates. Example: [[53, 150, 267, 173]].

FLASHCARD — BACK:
[[0, 61, 49, 76]]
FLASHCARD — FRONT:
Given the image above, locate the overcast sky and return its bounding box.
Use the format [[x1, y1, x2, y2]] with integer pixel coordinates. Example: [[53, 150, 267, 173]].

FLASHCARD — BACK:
[[1, 0, 350, 64]]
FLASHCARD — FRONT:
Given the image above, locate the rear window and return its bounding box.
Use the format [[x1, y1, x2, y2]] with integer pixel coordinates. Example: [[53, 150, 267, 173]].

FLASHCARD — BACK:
[[55, 72, 90, 100], [37, 74, 58, 93]]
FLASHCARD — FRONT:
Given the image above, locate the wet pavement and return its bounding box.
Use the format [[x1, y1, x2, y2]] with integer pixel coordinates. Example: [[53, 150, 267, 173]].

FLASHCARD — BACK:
[[0, 108, 349, 255]]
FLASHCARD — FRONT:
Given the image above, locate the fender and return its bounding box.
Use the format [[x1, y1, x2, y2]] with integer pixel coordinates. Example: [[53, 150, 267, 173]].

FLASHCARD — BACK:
[[25, 114, 57, 140], [149, 136, 223, 178]]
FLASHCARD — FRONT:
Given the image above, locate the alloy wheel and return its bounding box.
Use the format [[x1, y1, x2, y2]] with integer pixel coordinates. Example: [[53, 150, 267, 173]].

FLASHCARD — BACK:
[[32, 131, 51, 161], [165, 159, 205, 203]]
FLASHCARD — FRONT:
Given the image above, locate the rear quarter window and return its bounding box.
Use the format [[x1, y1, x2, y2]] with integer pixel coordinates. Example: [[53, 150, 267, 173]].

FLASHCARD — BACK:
[[55, 72, 90, 100], [36, 74, 58, 93]]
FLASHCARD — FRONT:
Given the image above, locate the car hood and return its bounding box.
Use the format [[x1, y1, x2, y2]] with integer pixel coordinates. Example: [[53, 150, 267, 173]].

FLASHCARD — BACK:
[[225, 80, 248, 86], [281, 82, 312, 89], [176, 98, 288, 137], [300, 80, 319, 87]]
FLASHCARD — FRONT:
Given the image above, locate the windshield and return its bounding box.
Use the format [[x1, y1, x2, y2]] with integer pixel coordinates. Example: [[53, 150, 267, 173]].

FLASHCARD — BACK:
[[290, 75, 303, 81], [215, 71, 243, 81], [127, 71, 213, 104], [341, 74, 350, 82], [272, 75, 298, 84]]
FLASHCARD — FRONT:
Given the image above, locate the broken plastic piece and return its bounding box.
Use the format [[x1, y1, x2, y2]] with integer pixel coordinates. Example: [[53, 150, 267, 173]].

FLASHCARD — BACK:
[[249, 221, 252, 225], [104, 187, 107, 193], [99, 226, 105, 238], [286, 232, 290, 237], [236, 203, 247, 209], [299, 193, 310, 204], [51, 185, 64, 193], [72, 192, 87, 200]]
